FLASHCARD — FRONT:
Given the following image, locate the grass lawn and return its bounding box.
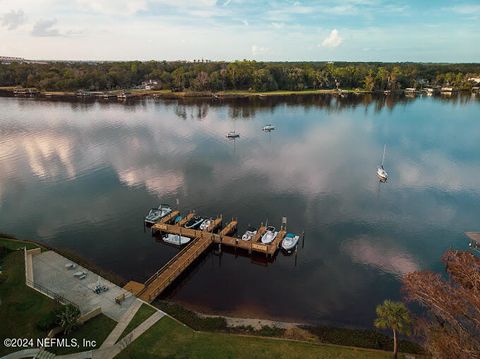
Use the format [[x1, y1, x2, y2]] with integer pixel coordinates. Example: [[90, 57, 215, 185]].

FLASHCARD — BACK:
[[0, 237, 41, 251], [119, 304, 157, 340], [51, 314, 117, 355], [0, 245, 60, 356], [117, 316, 399, 359]]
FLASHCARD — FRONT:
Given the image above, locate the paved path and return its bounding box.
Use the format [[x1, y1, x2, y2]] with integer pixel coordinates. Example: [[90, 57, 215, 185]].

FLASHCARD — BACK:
[[100, 300, 142, 349], [1, 348, 40, 359], [2, 311, 165, 359], [93, 311, 164, 359], [56, 352, 93, 359]]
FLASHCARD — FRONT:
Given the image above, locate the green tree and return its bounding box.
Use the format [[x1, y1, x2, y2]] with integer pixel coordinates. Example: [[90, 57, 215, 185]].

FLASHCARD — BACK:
[[374, 300, 411, 359], [364, 72, 375, 91]]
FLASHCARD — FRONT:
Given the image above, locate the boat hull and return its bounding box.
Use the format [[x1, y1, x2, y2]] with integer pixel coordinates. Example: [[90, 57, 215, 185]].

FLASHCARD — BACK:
[[241, 230, 256, 241], [185, 217, 204, 229], [145, 205, 172, 224], [163, 234, 191, 246], [261, 232, 278, 244], [281, 235, 299, 253]]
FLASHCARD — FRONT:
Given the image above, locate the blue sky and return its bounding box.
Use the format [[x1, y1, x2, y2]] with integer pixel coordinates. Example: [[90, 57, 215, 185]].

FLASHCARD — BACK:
[[0, 0, 479, 62]]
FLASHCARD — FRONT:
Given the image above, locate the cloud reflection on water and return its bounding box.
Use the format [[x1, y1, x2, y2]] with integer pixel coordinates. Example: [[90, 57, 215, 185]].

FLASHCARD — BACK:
[[342, 236, 420, 276]]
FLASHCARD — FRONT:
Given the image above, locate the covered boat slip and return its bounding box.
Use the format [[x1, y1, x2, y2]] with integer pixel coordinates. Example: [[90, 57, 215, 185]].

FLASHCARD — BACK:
[[126, 210, 294, 303]]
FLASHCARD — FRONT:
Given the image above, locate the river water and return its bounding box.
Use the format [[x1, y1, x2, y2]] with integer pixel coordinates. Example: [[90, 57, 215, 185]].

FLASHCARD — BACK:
[[0, 93, 478, 327]]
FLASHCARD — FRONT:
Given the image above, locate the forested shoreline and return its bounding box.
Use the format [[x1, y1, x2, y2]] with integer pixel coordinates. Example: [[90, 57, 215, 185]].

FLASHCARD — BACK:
[[0, 61, 479, 92]]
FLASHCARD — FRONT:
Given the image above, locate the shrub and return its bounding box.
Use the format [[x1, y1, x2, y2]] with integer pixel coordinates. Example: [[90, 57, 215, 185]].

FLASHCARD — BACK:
[[37, 308, 62, 332]]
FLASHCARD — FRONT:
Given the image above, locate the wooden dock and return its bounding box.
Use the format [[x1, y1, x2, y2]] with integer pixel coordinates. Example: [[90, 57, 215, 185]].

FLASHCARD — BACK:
[[130, 211, 292, 303]]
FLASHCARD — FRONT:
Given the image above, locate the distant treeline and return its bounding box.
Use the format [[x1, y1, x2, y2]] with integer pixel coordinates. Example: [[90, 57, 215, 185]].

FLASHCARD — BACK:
[[0, 61, 479, 92]]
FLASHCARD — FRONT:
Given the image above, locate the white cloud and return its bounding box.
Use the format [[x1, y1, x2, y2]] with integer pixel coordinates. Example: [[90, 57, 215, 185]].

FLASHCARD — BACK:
[[1, 9, 26, 30], [76, 0, 148, 15], [31, 18, 60, 37], [322, 29, 342, 48], [449, 4, 480, 15], [251, 44, 269, 56]]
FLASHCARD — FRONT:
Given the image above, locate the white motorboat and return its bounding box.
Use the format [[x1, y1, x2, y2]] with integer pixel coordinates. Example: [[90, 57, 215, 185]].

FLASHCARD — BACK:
[[241, 227, 257, 241], [145, 204, 172, 224], [261, 226, 278, 244], [226, 130, 240, 139], [281, 233, 299, 252], [262, 124, 275, 132], [376, 144, 389, 182], [200, 218, 213, 231], [185, 216, 204, 229], [163, 234, 191, 246]]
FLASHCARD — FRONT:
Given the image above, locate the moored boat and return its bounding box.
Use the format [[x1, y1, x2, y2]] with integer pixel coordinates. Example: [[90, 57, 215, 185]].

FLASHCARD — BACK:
[[377, 144, 389, 182], [199, 218, 213, 231], [377, 166, 388, 182], [226, 130, 240, 139], [163, 234, 191, 246], [281, 232, 299, 253], [241, 227, 257, 241], [262, 124, 275, 132], [261, 226, 278, 244], [185, 216, 204, 229], [145, 204, 172, 224]]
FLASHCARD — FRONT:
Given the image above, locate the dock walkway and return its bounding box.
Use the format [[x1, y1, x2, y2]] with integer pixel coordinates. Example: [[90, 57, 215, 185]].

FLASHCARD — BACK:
[[131, 211, 290, 303]]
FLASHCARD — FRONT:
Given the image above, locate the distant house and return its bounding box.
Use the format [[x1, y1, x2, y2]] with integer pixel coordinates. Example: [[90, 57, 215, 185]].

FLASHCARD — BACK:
[[13, 87, 39, 95], [404, 87, 416, 93], [441, 87, 454, 93], [424, 87, 439, 95], [468, 77, 480, 84], [141, 80, 161, 90], [0, 56, 25, 64]]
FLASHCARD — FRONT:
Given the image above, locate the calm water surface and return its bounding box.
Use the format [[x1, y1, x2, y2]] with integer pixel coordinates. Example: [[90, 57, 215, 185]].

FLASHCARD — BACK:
[[0, 94, 479, 327]]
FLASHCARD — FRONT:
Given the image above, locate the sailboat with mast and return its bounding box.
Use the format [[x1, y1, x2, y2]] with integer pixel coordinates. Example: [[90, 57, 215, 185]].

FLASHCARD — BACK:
[[377, 144, 389, 182]]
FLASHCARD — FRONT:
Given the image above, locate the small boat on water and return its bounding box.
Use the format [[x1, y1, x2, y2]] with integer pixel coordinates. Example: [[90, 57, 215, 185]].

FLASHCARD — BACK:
[[241, 227, 257, 241], [199, 218, 213, 231], [377, 166, 388, 182], [281, 233, 299, 253], [261, 226, 278, 244], [185, 216, 204, 229], [145, 204, 172, 225], [226, 131, 240, 139], [163, 234, 191, 246], [262, 124, 275, 132], [377, 144, 389, 182]]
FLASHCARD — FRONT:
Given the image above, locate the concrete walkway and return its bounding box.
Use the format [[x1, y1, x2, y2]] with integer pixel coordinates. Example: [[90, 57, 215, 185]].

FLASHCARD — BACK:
[[93, 311, 164, 359], [56, 351, 93, 359], [1, 348, 40, 359], [100, 300, 142, 349]]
